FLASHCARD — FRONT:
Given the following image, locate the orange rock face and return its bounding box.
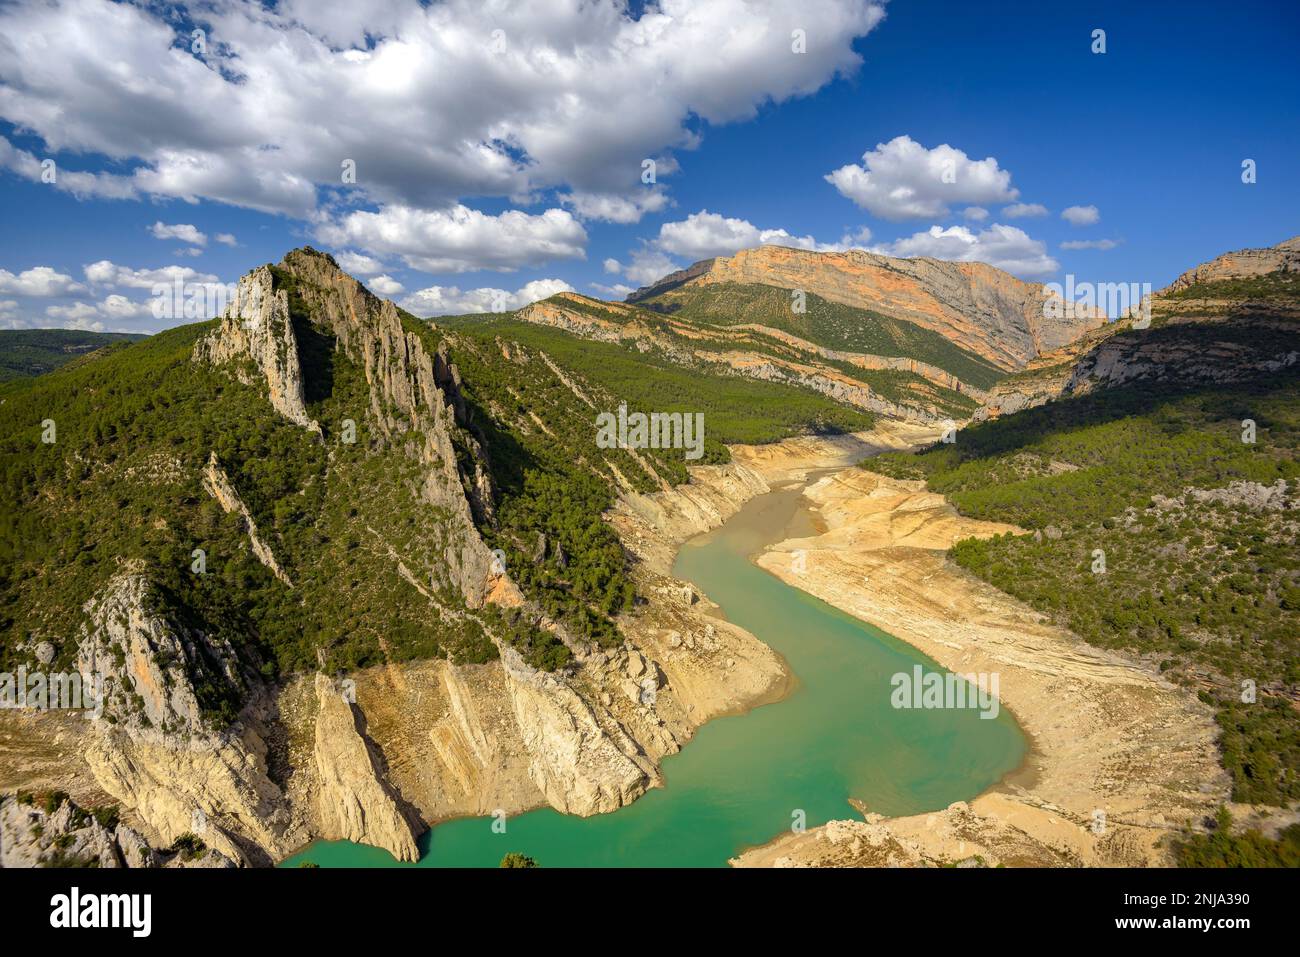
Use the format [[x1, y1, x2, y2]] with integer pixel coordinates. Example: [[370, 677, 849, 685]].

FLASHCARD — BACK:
[[631, 245, 1107, 369]]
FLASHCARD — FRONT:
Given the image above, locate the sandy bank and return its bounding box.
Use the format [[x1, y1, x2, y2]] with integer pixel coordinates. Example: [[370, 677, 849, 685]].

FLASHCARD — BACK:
[[732, 468, 1228, 867]]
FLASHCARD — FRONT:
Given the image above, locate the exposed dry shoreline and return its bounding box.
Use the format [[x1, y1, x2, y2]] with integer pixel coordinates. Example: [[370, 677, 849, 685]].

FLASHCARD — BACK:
[[0, 420, 1228, 867], [731, 467, 1229, 867]]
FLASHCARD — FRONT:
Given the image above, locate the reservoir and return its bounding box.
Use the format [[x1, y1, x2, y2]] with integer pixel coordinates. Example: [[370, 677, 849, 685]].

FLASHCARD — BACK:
[[283, 472, 1026, 867]]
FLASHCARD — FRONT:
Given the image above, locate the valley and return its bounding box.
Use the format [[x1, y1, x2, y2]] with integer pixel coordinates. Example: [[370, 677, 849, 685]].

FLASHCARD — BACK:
[[1, 236, 1297, 870]]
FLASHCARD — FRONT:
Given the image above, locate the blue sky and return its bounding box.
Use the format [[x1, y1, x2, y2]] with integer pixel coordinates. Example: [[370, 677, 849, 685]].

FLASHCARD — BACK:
[[0, 0, 1296, 333]]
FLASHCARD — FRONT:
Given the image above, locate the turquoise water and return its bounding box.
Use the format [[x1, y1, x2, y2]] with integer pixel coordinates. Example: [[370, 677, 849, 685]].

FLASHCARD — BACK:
[[283, 477, 1025, 867]]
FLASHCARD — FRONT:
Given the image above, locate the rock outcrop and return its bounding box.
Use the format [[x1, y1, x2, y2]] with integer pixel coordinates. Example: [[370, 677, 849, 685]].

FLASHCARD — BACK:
[[976, 236, 1300, 421], [311, 674, 420, 862], [193, 266, 321, 436], [202, 452, 293, 587], [498, 647, 654, 815], [74, 574, 302, 866], [193, 247, 498, 606], [1163, 234, 1300, 293], [0, 794, 236, 868], [1, 794, 124, 868]]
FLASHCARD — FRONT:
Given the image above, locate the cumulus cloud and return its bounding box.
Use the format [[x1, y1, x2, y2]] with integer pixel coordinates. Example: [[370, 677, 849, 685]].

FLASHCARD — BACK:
[[869, 223, 1058, 279], [1061, 205, 1100, 226], [1060, 238, 1120, 251], [316, 204, 587, 273], [84, 261, 219, 290], [335, 252, 388, 276], [214, 233, 238, 247], [962, 206, 989, 222], [563, 189, 671, 224], [825, 135, 1019, 220], [589, 281, 637, 299], [0, 266, 84, 297], [1003, 202, 1048, 218], [98, 293, 149, 318], [604, 248, 681, 287], [367, 274, 405, 296], [400, 278, 573, 316], [150, 222, 206, 246], [38, 292, 157, 331], [654, 210, 870, 260], [44, 301, 103, 329], [0, 0, 885, 250]]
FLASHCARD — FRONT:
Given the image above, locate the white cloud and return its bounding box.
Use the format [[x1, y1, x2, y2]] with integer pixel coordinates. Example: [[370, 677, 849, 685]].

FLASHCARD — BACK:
[[84, 261, 219, 290], [367, 274, 405, 296], [335, 251, 388, 276], [318, 204, 587, 273], [45, 301, 104, 330], [869, 223, 1059, 279], [611, 248, 682, 287], [1060, 238, 1120, 251], [654, 210, 870, 260], [150, 222, 206, 246], [589, 281, 637, 299], [563, 189, 670, 224], [962, 206, 988, 221], [0, 0, 885, 230], [0, 266, 84, 297], [98, 294, 150, 318], [825, 135, 1019, 220], [1003, 202, 1048, 218], [214, 233, 238, 247], [400, 278, 573, 316], [0, 291, 150, 332], [0, 135, 137, 201], [1061, 205, 1100, 226], [602, 258, 623, 274]]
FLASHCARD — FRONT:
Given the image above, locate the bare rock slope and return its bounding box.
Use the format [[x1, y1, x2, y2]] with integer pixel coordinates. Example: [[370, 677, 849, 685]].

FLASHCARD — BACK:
[[631, 244, 1106, 369]]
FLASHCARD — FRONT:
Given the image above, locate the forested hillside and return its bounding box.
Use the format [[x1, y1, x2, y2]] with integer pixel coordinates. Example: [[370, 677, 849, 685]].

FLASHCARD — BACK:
[[637, 280, 1005, 390], [0, 250, 878, 705], [871, 338, 1300, 806], [0, 329, 147, 382]]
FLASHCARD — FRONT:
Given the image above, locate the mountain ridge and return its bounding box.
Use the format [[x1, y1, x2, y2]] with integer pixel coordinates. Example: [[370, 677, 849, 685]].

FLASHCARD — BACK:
[[628, 244, 1107, 369]]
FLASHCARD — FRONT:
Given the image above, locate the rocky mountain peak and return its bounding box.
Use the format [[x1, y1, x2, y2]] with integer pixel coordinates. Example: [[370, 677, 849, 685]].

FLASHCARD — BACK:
[[192, 264, 321, 435], [193, 248, 499, 604]]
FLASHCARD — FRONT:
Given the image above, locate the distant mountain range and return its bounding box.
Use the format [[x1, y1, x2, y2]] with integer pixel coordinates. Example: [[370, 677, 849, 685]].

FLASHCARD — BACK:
[[0, 329, 147, 382], [504, 244, 1107, 423], [979, 235, 1300, 419]]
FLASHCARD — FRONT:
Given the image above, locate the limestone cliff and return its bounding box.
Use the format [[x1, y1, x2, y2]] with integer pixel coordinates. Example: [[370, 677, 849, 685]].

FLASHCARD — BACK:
[[0, 794, 236, 868], [193, 247, 498, 606], [202, 452, 292, 587], [193, 266, 321, 435], [1163, 234, 1300, 293], [311, 674, 420, 862], [497, 646, 654, 815], [74, 573, 303, 866]]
